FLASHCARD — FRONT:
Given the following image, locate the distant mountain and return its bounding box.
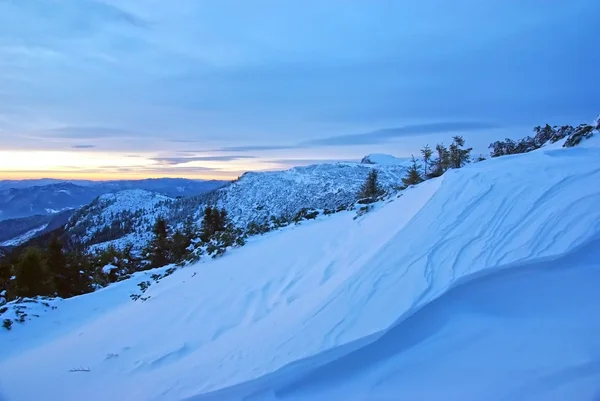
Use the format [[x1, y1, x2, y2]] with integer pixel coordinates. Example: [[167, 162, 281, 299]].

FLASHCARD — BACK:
[[0, 178, 226, 222], [0, 210, 75, 247], [360, 153, 409, 166], [54, 160, 407, 252], [0, 183, 104, 221]]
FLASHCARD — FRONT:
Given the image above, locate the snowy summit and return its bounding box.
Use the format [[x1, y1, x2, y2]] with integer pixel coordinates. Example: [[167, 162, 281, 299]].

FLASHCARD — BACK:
[[360, 153, 409, 166]]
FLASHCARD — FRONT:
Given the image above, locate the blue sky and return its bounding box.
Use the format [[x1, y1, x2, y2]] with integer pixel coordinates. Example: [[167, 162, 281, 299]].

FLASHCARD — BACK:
[[0, 0, 598, 179]]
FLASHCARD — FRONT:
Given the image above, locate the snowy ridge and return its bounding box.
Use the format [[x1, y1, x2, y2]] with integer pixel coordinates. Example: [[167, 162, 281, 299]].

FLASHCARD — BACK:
[[67, 190, 173, 248], [360, 153, 409, 165], [66, 161, 408, 251], [1, 143, 600, 401], [217, 162, 406, 226], [0, 224, 48, 247]]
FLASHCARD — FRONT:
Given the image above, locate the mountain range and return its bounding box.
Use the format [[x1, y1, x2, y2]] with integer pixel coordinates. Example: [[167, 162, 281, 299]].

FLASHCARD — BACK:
[[0, 178, 226, 221]]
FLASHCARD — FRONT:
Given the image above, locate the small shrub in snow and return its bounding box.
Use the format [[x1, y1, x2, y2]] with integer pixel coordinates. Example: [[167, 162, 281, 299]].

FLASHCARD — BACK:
[[0, 306, 7, 315], [2, 318, 12, 330], [137, 281, 151, 293], [354, 205, 372, 220], [564, 124, 595, 147]]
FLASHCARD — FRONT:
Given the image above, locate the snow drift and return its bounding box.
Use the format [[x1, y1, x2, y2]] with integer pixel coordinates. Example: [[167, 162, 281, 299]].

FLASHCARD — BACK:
[[1, 143, 600, 401]]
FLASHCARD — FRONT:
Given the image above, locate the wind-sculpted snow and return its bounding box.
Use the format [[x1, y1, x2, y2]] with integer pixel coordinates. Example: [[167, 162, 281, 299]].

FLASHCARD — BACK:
[[1, 145, 599, 401], [192, 238, 600, 401]]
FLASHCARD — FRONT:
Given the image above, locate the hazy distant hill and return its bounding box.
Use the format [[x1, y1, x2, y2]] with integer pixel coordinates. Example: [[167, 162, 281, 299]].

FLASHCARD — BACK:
[[0, 178, 227, 222]]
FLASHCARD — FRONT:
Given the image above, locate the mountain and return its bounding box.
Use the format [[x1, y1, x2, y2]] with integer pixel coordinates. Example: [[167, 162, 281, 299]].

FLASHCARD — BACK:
[[1, 136, 599, 401], [57, 161, 408, 252], [66, 190, 174, 252], [216, 162, 406, 227], [0, 182, 105, 221], [0, 210, 74, 247], [360, 153, 409, 165], [0, 179, 226, 222]]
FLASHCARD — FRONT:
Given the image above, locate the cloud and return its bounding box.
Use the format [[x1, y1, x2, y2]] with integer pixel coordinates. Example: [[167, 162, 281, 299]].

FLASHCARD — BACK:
[[151, 155, 257, 165], [44, 126, 137, 139], [71, 144, 96, 149], [214, 145, 299, 152], [267, 158, 359, 167], [300, 122, 501, 147], [1, 0, 598, 160], [215, 122, 500, 152]]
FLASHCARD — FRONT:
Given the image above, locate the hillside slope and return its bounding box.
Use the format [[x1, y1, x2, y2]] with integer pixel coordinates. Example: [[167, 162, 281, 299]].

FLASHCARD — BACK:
[[66, 160, 408, 251], [1, 143, 599, 401]]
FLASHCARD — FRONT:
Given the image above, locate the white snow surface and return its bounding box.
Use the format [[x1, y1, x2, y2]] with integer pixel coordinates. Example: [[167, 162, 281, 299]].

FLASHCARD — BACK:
[[101, 264, 118, 274], [2, 144, 600, 401]]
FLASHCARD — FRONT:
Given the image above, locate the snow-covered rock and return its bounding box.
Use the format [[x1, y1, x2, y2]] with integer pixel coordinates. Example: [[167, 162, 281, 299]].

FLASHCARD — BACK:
[[1, 140, 599, 401], [101, 264, 118, 274]]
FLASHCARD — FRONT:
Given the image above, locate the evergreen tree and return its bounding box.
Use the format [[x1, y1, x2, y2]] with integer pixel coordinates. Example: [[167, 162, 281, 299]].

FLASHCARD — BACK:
[[402, 155, 424, 186], [421, 145, 433, 178], [449, 136, 472, 168], [148, 218, 171, 268], [430, 143, 450, 177], [171, 229, 191, 262], [64, 248, 93, 296], [15, 248, 53, 297], [200, 207, 227, 242], [46, 237, 69, 297], [358, 169, 383, 201]]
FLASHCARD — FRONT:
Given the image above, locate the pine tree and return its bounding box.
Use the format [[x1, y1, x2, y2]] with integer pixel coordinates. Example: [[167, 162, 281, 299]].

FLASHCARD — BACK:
[[421, 145, 433, 178], [200, 207, 227, 242], [148, 218, 171, 268], [15, 247, 53, 297], [430, 143, 450, 177], [46, 237, 68, 298], [358, 169, 383, 201], [65, 248, 93, 296], [171, 229, 191, 262], [402, 155, 424, 187], [449, 136, 472, 168]]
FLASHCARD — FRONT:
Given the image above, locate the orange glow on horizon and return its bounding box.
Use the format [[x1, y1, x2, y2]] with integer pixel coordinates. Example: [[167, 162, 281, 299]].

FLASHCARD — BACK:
[[0, 170, 239, 181], [0, 150, 268, 181]]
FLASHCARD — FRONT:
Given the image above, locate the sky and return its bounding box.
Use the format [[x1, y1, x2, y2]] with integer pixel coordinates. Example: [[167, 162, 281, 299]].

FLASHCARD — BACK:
[[0, 0, 598, 180]]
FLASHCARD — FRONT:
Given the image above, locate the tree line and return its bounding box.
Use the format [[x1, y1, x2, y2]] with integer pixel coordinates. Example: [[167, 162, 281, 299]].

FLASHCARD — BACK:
[[358, 135, 473, 201]]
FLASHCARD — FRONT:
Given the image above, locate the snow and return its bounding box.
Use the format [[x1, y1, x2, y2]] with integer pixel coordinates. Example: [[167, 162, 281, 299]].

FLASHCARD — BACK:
[[101, 264, 118, 274], [0, 224, 48, 247], [360, 153, 409, 165], [70, 189, 173, 250], [1, 143, 600, 401]]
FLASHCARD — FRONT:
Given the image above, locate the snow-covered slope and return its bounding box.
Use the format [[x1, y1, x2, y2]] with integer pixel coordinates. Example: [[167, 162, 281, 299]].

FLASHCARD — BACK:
[[66, 190, 173, 251], [1, 143, 600, 401], [0, 224, 48, 247], [65, 161, 407, 251], [217, 162, 406, 226]]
